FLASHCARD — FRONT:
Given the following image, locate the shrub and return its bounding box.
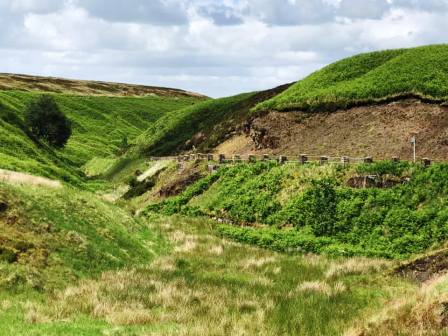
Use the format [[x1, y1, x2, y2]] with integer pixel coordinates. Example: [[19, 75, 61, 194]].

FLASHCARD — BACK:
[[24, 95, 72, 148]]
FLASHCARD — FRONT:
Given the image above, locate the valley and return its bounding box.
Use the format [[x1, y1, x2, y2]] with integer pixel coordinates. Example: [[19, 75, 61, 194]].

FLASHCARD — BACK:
[[1, 44, 448, 335]]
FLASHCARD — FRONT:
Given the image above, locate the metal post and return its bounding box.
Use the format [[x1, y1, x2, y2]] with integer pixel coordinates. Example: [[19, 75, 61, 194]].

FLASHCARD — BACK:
[[411, 136, 416, 163]]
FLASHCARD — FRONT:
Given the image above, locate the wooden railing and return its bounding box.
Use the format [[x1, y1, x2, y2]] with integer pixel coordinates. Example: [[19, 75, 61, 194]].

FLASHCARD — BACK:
[[149, 153, 434, 167]]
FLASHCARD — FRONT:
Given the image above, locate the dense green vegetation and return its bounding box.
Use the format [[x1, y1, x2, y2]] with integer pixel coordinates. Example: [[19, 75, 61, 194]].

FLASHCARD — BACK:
[[24, 95, 72, 148], [146, 161, 448, 259], [0, 90, 199, 183], [257, 44, 448, 112]]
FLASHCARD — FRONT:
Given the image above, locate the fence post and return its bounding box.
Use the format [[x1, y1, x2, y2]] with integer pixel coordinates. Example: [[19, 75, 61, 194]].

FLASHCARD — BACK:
[[422, 158, 431, 167], [341, 156, 350, 165], [233, 154, 241, 163], [320, 156, 329, 165], [299, 154, 308, 164], [207, 154, 214, 161], [279, 156, 287, 164], [262, 154, 270, 161]]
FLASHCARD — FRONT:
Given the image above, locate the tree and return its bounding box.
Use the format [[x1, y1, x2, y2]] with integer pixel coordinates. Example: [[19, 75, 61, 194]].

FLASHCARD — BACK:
[[24, 95, 72, 148]]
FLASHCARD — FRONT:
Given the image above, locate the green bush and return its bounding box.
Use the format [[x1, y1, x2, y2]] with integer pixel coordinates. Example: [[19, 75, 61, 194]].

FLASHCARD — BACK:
[[24, 95, 72, 148]]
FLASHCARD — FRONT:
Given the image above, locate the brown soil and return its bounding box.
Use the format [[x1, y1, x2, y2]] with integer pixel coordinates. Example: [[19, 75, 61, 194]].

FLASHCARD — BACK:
[[159, 171, 203, 198], [216, 100, 448, 161], [0, 73, 206, 98], [395, 249, 448, 282], [158, 163, 205, 198]]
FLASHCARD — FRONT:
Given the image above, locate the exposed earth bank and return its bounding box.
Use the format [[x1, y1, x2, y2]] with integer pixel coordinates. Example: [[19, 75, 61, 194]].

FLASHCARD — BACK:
[[214, 100, 448, 161]]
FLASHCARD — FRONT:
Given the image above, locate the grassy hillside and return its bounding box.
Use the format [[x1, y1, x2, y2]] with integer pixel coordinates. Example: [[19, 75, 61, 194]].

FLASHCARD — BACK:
[[133, 84, 292, 156], [146, 161, 448, 259], [0, 90, 200, 184], [0, 182, 162, 292], [257, 44, 448, 112]]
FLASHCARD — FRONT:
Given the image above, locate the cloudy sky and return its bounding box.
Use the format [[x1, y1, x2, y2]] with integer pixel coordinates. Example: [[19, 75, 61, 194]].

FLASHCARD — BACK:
[[0, 0, 447, 97]]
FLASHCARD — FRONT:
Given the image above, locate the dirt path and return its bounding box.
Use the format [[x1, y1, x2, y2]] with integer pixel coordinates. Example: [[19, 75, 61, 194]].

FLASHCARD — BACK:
[[0, 169, 61, 188]]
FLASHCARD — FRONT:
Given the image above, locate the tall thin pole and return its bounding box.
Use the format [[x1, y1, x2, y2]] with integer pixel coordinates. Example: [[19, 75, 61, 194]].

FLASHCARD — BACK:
[[411, 136, 416, 163]]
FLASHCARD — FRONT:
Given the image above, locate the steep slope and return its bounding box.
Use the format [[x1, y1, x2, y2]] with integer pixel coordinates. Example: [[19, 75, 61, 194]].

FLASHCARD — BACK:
[[256, 44, 448, 112], [145, 160, 448, 259], [0, 90, 202, 184], [133, 83, 292, 156], [217, 100, 448, 160], [210, 45, 448, 160], [0, 182, 162, 292]]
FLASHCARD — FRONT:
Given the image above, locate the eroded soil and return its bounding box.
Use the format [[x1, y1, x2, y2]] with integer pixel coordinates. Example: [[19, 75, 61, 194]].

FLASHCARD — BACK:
[[215, 100, 448, 161]]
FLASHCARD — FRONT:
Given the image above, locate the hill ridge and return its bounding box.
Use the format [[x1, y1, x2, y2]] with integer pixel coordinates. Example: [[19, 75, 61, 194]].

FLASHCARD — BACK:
[[0, 73, 207, 98]]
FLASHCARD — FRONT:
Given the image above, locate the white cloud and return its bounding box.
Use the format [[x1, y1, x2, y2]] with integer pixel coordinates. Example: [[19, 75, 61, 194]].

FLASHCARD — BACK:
[[0, 0, 446, 97]]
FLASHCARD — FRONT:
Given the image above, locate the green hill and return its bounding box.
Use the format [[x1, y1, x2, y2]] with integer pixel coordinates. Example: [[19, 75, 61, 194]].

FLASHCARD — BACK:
[[133, 83, 292, 156], [0, 182, 163, 292], [0, 90, 202, 184], [256, 44, 448, 112]]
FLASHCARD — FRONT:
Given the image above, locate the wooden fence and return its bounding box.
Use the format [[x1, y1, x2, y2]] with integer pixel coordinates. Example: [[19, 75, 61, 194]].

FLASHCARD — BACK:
[[149, 153, 433, 167]]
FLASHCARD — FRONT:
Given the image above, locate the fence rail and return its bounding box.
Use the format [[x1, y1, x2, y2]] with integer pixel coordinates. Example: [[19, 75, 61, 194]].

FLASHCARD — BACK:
[[149, 153, 435, 166]]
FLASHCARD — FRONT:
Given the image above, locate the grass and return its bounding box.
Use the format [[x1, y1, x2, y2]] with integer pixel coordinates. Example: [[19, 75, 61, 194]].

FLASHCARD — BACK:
[[0, 214, 415, 335], [133, 92, 257, 156], [133, 83, 291, 156], [0, 90, 200, 184], [146, 161, 448, 259], [0, 182, 164, 292], [256, 44, 448, 112]]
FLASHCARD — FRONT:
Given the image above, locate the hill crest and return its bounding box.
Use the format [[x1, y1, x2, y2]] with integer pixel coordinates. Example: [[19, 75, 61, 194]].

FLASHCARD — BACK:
[[0, 73, 207, 98]]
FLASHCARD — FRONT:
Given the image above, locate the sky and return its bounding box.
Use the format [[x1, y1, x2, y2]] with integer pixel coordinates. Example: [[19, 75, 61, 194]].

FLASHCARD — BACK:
[[0, 0, 447, 97]]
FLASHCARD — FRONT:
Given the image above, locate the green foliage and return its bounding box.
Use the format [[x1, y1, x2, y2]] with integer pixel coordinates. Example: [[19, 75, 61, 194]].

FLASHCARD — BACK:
[[134, 92, 255, 155], [272, 179, 339, 236], [356, 160, 411, 177], [123, 176, 157, 199], [0, 182, 162, 292], [146, 172, 221, 215], [150, 162, 448, 259], [24, 95, 72, 148], [257, 44, 448, 112], [0, 90, 199, 183]]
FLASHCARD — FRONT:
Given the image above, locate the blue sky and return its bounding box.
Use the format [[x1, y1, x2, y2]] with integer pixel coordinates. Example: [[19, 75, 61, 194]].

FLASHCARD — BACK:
[[0, 0, 447, 97]]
